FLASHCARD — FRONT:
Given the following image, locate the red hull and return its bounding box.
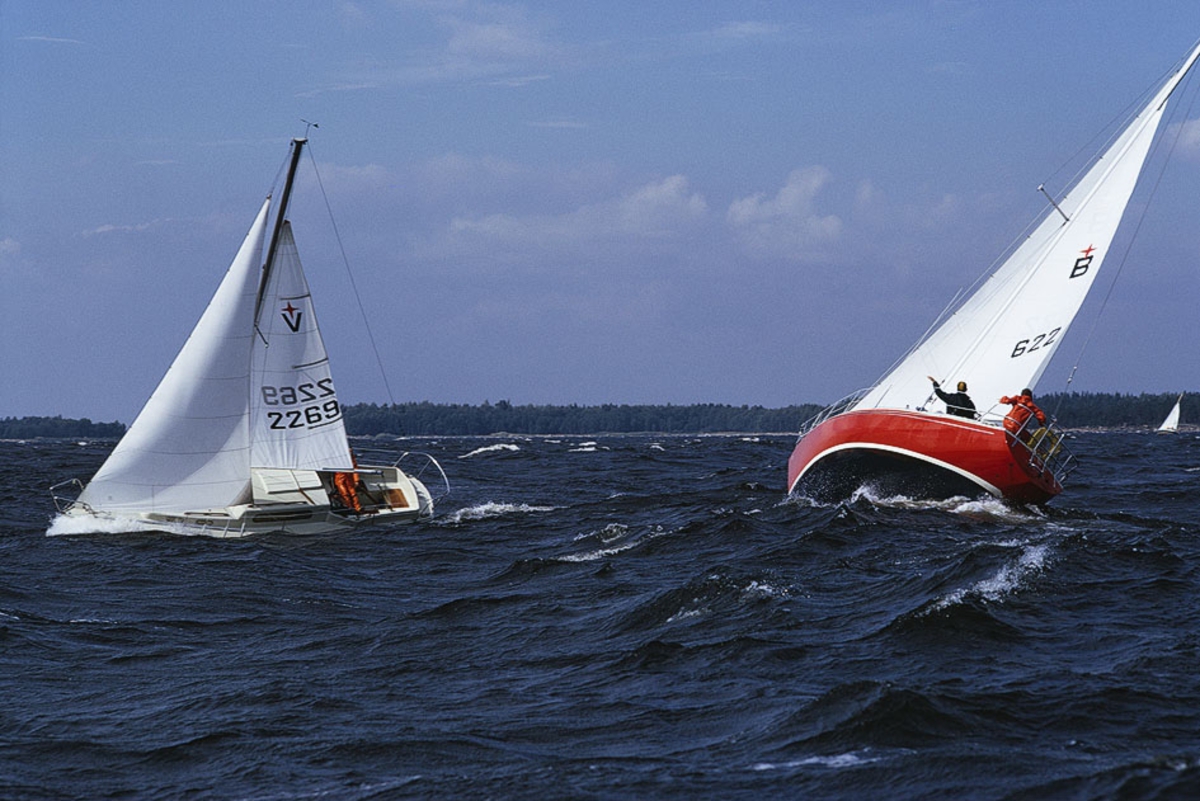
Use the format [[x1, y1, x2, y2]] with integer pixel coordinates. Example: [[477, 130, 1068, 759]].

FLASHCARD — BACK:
[[787, 409, 1063, 504]]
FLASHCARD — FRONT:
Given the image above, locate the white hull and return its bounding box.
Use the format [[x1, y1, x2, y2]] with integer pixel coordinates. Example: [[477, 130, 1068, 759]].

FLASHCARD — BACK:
[[54, 463, 434, 538]]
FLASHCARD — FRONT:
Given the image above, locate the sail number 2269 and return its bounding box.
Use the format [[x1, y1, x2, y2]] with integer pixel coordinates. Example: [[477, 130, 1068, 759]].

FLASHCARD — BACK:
[[261, 380, 342, 429], [1011, 327, 1061, 358]]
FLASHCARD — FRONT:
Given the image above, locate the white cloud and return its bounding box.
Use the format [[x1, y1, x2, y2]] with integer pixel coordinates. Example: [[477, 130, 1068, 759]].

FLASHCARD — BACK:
[[443, 6, 557, 63], [928, 60, 970, 75], [617, 175, 707, 234], [855, 179, 884, 209], [726, 167, 842, 260], [670, 20, 793, 58], [527, 118, 587, 129], [439, 174, 707, 258], [79, 220, 168, 237], [1172, 117, 1200, 161], [483, 73, 551, 87], [17, 35, 85, 45], [338, 1, 370, 28], [300, 2, 572, 94], [295, 82, 381, 97], [0, 237, 21, 273], [705, 21, 784, 42], [304, 161, 392, 193], [0, 237, 30, 281], [413, 152, 521, 192]]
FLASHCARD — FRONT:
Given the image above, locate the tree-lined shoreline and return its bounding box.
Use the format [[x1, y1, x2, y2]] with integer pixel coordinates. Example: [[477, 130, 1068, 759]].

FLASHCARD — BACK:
[[6, 392, 1190, 439]]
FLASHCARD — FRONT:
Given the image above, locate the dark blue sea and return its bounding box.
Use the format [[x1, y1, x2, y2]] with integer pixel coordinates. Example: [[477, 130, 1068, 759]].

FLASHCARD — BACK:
[[5, 431, 1200, 799]]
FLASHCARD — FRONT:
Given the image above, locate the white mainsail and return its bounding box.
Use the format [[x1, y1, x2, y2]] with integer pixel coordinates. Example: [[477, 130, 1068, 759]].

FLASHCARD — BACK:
[[854, 43, 1200, 418], [76, 200, 272, 514], [1158, 394, 1183, 432], [249, 222, 354, 471]]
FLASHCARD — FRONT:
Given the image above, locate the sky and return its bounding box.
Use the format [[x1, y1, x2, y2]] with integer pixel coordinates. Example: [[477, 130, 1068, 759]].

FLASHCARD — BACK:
[[4, 1, 1200, 424]]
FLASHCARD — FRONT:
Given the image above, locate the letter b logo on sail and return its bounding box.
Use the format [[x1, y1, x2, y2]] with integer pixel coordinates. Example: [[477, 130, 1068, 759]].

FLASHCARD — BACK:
[[1070, 245, 1095, 279]]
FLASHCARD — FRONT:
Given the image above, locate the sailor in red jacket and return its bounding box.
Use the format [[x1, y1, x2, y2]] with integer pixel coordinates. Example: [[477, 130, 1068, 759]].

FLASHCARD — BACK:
[[1000, 388, 1046, 437]]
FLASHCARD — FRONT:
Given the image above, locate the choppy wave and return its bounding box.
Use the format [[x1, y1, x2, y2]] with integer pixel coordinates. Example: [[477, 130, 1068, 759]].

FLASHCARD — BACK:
[[927, 542, 1051, 612], [458, 443, 521, 459], [557, 522, 671, 562], [441, 501, 559, 524], [752, 749, 887, 771], [10, 432, 1200, 798]]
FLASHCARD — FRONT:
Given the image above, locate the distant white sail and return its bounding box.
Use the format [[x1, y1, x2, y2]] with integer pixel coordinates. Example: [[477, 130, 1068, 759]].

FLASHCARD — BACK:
[[76, 201, 271, 514], [1158, 394, 1183, 433], [854, 43, 1200, 418]]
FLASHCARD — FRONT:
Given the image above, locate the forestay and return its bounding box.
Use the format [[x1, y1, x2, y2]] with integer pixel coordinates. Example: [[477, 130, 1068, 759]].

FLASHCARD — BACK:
[[853, 42, 1200, 417]]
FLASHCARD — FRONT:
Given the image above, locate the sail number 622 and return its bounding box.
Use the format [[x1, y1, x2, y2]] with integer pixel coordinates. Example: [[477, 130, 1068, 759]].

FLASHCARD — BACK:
[[1011, 327, 1061, 358]]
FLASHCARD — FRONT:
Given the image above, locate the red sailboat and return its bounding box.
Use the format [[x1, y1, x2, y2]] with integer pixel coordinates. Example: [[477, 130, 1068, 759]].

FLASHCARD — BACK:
[[789, 40, 1200, 504]]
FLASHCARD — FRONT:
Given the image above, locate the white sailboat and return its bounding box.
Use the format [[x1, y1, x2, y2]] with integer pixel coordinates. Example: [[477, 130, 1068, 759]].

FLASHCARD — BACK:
[[51, 138, 445, 536], [789, 40, 1200, 504], [1158, 393, 1184, 433]]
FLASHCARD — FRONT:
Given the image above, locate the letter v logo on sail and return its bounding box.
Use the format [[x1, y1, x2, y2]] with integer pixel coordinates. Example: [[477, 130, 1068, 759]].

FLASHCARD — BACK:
[[281, 302, 303, 332]]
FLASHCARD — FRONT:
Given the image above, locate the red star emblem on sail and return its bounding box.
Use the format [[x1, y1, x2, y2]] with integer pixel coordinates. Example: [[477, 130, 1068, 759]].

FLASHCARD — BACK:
[[281, 302, 303, 332]]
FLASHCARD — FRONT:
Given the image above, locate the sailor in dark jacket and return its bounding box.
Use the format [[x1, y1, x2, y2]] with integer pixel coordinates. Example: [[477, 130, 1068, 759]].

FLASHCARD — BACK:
[[928, 376, 976, 419]]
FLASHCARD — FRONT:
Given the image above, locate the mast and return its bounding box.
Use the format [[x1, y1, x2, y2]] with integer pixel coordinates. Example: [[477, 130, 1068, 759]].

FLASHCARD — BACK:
[[255, 137, 306, 324]]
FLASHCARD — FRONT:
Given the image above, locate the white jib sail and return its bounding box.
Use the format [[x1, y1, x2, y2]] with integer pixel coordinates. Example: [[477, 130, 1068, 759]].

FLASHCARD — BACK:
[[249, 222, 354, 471], [76, 200, 273, 514], [854, 43, 1200, 419]]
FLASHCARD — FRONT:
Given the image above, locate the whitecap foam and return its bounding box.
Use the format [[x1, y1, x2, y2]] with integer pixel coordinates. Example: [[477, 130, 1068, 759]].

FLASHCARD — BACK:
[[752, 749, 883, 771], [835, 486, 1043, 523], [573, 523, 628, 543], [559, 524, 669, 562], [457, 443, 520, 459], [849, 485, 973, 510], [442, 502, 557, 524], [932, 543, 1050, 610], [47, 513, 164, 537], [741, 579, 790, 600], [557, 539, 642, 562], [665, 607, 705, 623], [46, 513, 246, 538], [947, 496, 1044, 523]]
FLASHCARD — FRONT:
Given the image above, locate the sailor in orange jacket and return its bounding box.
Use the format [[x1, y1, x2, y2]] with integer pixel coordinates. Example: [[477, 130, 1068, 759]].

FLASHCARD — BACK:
[[1000, 388, 1046, 437], [333, 449, 362, 513]]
